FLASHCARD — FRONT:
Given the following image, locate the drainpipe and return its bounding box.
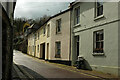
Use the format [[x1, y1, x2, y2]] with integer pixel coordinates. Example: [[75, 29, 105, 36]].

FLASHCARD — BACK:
[[69, 8, 72, 66]]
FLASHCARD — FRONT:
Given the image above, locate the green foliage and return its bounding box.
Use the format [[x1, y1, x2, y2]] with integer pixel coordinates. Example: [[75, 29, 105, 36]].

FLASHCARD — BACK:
[[13, 18, 27, 38], [13, 15, 50, 38], [13, 15, 50, 53]]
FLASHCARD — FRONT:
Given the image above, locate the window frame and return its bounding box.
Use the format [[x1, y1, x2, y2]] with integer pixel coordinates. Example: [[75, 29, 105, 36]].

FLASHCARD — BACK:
[[74, 6, 80, 25], [43, 26, 46, 35], [47, 24, 50, 37], [37, 45, 39, 53], [93, 30, 104, 54], [56, 19, 61, 34], [55, 41, 61, 58], [95, 0, 103, 18]]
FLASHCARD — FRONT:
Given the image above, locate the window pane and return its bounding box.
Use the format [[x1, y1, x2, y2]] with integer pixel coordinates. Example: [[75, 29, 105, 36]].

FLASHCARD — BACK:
[[97, 6, 103, 16], [77, 16, 80, 24], [57, 49, 60, 54], [101, 42, 103, 49], [96, 42, 100, 48], [100, 32, 103, 40], [96, 33, 99, 41], [56, 42, 61, 55], [75, 7, 80, 25], [56, 19, 61, 32], [58, 26, 61, 32]]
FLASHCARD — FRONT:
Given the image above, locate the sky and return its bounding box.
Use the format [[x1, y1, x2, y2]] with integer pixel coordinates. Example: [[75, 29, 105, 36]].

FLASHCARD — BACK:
[[14, 0, 75, 19]]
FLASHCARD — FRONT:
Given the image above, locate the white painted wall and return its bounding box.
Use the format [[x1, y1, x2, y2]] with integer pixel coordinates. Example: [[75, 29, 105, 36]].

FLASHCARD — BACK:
[[50, 10, 71, 61], [71, 2, 119, 76], [28, 10, 71, 61]]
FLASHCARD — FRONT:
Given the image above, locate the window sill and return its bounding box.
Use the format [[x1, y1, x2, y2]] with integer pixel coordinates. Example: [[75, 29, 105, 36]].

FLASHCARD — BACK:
[[56, 32, 61, 35], [55, 57, 61, 58], [73, 23, 81, 28], [94, 15, 104, 21], [92, 53, 104, 56], [43, 34, 45, 36], [55, 54, 61, 58]]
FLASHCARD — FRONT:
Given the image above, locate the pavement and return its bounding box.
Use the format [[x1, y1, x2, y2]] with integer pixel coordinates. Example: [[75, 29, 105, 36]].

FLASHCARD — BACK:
[[12, 50, 120, 80]]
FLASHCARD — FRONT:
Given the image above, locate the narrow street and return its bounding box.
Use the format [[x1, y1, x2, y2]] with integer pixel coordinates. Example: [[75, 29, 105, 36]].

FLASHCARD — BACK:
[[13, 50, 104, 80]]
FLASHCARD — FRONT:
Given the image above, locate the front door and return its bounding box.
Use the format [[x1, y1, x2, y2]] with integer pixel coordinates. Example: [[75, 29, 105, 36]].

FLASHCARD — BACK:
[[47, 43, 49, 60], [42, 43, 45, 60], [40, 43, 45, 60], [34, 46, 36, 57], [75, 35, 79, 60]]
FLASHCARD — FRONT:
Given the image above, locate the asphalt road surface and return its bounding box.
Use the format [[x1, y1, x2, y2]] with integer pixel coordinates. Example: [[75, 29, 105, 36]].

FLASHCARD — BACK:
[[13, 50, 103, 80]]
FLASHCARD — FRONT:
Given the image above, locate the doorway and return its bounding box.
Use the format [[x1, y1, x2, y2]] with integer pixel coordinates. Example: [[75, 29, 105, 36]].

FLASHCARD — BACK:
[[34, 46, 36, 57], [47, 43, 49, 60], [75, 35, 79, 59], [40, 43, 45, 60]]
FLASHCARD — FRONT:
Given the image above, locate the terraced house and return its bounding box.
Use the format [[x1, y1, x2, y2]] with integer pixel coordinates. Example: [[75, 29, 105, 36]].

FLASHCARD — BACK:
[[28, 9, 71, 65], [70, 1, 120, 76], [27, 1, 120, 77]]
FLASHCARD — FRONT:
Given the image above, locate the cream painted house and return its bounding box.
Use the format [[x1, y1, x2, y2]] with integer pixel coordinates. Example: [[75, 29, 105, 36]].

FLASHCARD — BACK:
[[27, 1, 120, 76], [28, 33, 35, 56], [70, 2, 120, 76], [28, 9, 71, 65]]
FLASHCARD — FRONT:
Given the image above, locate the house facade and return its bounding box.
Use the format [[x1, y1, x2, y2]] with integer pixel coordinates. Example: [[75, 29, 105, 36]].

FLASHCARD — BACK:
[[70, 2, 120, 76], [28, 9, 71, 65], [27, 1, 120, 76], [28, 33, 35, 56], [48, 9, 71, 64]]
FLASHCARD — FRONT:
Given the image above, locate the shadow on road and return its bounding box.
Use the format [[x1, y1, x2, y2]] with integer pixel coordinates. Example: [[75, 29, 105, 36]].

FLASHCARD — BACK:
[[14, 64, 106, 80], [14, 64, 47, 80]]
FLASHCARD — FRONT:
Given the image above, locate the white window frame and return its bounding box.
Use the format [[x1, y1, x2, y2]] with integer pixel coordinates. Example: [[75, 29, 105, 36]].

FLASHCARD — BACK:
[[55, 41, 61, 58], [95, 0, 103, 18], [93, 30, 104, 54], [74, 6, 80, 25]]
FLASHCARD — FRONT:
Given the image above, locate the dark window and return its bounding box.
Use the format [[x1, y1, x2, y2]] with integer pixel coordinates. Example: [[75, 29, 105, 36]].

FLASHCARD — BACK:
[[38, 45, 39, 53], [43, 27, 46, 35], [56, 19, 61, 33], [96, 1, 103, 17], [55, 42, 61, 58], [74, 7, 80, 25], [93, 30, 104, 53], [75, 36, 79, 57], [47, 24, 50, 37]]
